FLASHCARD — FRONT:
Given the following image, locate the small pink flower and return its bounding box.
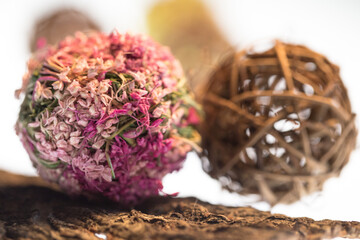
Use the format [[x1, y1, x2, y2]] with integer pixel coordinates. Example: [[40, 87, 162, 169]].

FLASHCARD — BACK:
[[28, 122, 40, 128], [69, 136, 83, 148], [89, 105, 98, 116], [172, 108, 185, 125], [53, 91, 62, 100], [123, 126, 144, 139], [88, 68, 98, 79], [72, 58, 88, 73], [79, 90, 90, 99], [64, 111, 76, 123], [67, 81, 81, 96], [130, 71, 146, 87], [115, 54, 125, 71], [57, 68, 71, 83], [121, 91, 128, 101], [93, 150, 106, 164], [87, 80, 99, 93], [101, 168, 113, 182], [134, 89, 148, 96], [98, 80, 111, 93], [153, 101, 170, 118], [56, 139, 69, 149], [70, 130, 81, 137], [78, 119, 88, 127], [104, 119, 118, 129], [58, 122, 70, 132], [163, 77, 176, 88], [34, 81, 53, 100], [130, 92, 141, 100], [52, 81, 64, 91], [187, 107, 201, 125], [92, 139, 105, 150], [34, 132, 45, 141]]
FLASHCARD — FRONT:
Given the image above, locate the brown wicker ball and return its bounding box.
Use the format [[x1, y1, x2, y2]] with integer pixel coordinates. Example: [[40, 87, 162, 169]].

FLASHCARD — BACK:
[[201, 40, 357, 205]]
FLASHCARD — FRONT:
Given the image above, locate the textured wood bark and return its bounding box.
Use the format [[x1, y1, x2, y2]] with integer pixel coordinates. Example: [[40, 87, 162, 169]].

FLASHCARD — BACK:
[[0, 170, 359, 240]]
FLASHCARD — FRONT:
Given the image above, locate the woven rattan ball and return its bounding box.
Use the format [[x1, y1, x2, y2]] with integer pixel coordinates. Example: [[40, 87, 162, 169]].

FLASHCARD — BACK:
[[201, 40, 357, 205]]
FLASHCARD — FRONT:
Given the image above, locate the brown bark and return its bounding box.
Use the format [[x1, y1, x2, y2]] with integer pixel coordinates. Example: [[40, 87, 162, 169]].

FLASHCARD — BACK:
[[0, 170, 359, 240]]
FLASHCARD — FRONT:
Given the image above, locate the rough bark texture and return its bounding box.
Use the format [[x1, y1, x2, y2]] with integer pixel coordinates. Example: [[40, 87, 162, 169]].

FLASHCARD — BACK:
[[0, 170, 359, 240]]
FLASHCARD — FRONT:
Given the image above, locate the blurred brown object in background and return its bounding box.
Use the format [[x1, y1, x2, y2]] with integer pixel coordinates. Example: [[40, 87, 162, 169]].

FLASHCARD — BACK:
[[148, 0, 232, 97], [201, 40, 357, 205], [29, 9, 100, 52]]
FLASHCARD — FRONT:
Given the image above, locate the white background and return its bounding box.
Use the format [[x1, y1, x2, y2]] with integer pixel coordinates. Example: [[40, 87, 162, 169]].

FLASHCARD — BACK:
[[0, 0, 360, 236]]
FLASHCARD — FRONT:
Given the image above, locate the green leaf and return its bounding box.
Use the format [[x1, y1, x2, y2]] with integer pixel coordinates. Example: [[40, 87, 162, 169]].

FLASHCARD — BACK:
[[105, 71, 121, 80], [37, 158, 62, 169], [177, 126, 195, 139], [105, 140, 116, 180], [122, 136, 136, 146]]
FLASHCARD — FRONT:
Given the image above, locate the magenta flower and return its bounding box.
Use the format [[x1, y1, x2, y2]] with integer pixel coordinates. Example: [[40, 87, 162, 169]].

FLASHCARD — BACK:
[[16, 30, 201, 206]]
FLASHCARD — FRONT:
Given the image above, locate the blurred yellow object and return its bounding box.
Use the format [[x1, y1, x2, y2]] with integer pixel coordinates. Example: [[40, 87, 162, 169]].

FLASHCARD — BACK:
[[148, 0, 232, 97]]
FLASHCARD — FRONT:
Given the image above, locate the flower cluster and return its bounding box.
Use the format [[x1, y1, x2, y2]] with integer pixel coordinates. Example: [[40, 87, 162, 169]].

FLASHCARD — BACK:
[[16, 31, 200, 205]]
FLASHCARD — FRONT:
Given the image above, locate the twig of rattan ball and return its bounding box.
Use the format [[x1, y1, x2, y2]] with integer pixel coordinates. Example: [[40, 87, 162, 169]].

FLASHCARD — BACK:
[[200, 40, 357, 205]]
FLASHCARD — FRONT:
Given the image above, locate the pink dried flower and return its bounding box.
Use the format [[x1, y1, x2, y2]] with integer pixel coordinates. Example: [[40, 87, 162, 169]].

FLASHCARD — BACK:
[[16, 30, 201, 206]]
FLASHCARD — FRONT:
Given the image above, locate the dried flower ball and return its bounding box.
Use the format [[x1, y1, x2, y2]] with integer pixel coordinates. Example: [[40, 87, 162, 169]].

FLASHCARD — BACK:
[[201, 40, 356, 205], [16, 31, 200, 206]]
